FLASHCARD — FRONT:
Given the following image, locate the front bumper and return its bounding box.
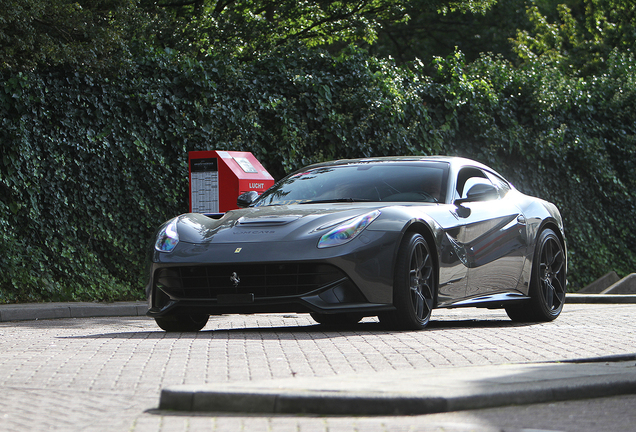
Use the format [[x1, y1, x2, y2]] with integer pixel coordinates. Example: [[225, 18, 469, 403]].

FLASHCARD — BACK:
[[146, 231, 400, 318]]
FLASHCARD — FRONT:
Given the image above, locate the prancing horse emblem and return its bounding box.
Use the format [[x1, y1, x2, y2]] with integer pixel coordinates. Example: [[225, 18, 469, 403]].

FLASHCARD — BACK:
[[230, 272, 240, 287]]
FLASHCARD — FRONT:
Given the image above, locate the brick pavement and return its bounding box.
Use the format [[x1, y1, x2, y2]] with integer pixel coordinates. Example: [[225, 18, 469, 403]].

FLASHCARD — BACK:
[[0, 304, 635, 431]]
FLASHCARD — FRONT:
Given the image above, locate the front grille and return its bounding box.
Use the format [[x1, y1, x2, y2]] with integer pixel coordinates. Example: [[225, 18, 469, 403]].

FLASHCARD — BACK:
[[155, 263, 347, 300]]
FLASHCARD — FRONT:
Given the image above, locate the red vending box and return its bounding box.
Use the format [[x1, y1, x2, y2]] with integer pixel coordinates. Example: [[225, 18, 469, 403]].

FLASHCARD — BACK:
[[188, 150, 275, 214]]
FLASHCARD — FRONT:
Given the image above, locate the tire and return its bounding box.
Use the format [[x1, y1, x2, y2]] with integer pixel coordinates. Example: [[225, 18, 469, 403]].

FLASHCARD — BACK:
[[154, 312, 209, 332], [310, 312, 363, 327], [379, 233, 436, 330], [506, 228, 566, 322]]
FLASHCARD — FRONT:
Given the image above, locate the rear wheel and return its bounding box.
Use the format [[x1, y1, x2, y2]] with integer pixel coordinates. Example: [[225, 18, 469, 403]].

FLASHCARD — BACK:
[[506, 228, 566, 322], [154, 312, 209, 332], [380, 233, 435, 330], [310, 312, 363, 327]]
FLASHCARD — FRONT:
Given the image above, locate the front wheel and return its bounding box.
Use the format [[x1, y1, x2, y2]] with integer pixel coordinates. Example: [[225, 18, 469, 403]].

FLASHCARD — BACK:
[[506, 228, 566, 322], [154, 312, 209, 332], [380, 233, 436, 330]]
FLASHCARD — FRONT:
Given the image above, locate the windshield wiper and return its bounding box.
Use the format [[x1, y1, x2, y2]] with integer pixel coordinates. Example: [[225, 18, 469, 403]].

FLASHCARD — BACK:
[[298, 198, 373, 204]]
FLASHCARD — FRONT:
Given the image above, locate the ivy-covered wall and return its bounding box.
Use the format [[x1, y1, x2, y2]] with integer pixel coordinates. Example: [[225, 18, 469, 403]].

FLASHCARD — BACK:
[[1, 46, 634, 303]]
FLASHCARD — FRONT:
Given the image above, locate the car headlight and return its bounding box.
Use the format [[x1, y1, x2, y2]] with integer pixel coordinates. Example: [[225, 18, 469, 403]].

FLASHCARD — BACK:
[[155, 217, 179, 253], [317, 210, 380, 248]]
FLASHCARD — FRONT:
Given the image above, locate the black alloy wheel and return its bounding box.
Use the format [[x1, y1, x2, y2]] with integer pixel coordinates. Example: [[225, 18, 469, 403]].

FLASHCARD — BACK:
[[506, 228, 566, 322], [154, 312, 210, 332], [380, 232, 435, 330]]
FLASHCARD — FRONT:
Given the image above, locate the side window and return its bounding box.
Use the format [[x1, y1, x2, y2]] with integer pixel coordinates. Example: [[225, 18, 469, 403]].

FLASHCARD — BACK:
[[456, 167, 493, 199], [486, 172, 511, 198]]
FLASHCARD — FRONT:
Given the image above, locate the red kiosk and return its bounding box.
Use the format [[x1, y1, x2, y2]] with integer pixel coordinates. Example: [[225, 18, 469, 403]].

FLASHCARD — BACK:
[[188, 150, 275, 214]]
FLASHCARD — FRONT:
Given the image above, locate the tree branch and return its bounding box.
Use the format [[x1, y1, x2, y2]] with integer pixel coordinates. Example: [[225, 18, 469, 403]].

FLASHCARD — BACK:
[[156, 0, 200, 8]]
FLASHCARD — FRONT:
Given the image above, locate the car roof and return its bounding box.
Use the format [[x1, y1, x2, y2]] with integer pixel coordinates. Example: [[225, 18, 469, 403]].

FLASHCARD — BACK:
[[299, 156, 493, 173]]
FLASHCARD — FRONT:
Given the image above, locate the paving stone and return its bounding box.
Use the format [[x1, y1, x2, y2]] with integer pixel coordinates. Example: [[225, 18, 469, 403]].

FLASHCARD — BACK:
[[0, 305, 635, 431]]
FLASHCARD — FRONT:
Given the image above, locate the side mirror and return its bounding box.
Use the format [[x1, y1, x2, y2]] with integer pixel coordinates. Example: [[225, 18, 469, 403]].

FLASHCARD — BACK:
[[237, 191, 259, 208], [454, 183, 498, 205]]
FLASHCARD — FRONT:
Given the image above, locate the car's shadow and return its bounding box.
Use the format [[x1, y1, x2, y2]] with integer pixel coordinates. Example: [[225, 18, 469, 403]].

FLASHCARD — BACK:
[[59, 317, 537, 340]]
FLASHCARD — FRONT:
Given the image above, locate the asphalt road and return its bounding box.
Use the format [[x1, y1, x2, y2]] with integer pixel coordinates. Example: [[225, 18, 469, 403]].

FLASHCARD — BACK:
[[1, 303, 635, 431]]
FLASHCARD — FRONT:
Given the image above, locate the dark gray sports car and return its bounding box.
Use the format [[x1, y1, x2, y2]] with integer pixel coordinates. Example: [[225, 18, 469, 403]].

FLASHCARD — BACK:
[[147, 156, 567, 332]]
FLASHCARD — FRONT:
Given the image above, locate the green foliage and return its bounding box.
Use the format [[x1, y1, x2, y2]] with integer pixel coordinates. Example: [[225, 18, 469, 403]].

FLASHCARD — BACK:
[[151, 0, 498, 59], [1, 65, 188, 302], [2, 44, 635, 303], [173, 0, 412, 56], [431, 48, 636, 288], [2, 0, 635, 302], [0, 0, 166, 72], [512, 0, 636, 76], [367, 0, 527, 65], [1, 0, 500, 72], [0, 45, 442, 302]]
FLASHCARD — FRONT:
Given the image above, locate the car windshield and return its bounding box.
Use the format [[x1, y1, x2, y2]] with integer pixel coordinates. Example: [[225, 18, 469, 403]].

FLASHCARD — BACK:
[[254, 161, 450, 206]]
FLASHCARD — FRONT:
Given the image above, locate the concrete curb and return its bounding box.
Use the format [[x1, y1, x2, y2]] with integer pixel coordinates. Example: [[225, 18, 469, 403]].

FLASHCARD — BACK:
[[159, 358, 636, 415], [565, 293, 636, 304], [0, 301, 148, 322]]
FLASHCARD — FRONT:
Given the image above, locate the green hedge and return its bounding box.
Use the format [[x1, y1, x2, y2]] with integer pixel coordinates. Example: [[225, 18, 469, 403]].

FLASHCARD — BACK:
[[1, 46, 635, 302], [444, 50, 636, 287]]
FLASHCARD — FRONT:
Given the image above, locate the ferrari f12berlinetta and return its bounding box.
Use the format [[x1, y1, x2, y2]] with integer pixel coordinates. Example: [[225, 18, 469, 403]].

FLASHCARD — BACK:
[[147, 156, 567, 331]]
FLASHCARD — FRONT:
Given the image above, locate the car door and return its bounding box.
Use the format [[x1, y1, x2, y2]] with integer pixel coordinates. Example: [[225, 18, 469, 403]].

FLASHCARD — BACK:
[[451, 168, 528, 298], [435, 210, 471, 306]]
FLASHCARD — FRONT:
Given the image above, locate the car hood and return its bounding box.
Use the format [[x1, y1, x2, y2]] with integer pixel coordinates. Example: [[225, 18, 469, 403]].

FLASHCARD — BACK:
[[174, 204, 386, 244]]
